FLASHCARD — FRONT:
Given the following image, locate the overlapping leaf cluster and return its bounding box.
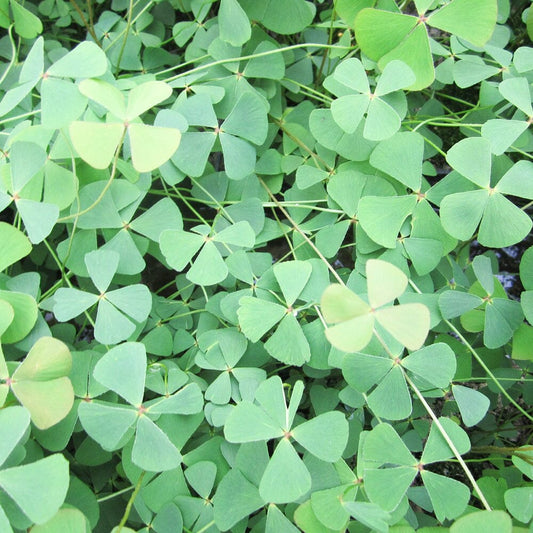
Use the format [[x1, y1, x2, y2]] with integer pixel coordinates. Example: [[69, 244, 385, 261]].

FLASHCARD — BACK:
[[0, 0, 532, 531]]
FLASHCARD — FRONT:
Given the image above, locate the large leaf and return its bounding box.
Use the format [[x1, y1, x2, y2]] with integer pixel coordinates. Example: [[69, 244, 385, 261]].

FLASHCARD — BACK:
[[128, 123, 181, 173], [93, 342, 146, 406], [259, 439, 312, 503], [70, 122, 124, 170], [292, 411, 348, 461], [0, 454, 69, 524], [0, 223, 31, 272]]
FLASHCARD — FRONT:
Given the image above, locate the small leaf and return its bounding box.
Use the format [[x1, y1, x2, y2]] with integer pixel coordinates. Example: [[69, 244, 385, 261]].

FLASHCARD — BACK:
[[126, 81, 172, 120], [78, 79, 126, 119], [46, 41, 107, 78], [421, 470, 470, 522], [0, 454, 69, 524], [0, 406, 30, 467], [10, 0, 42, 39], [375, 303, 430, 350], [0, 222, 31, 272], [128, 123, 181, 172], [70, 122, 124, 170], [213, 470, 264, 531], [93, 343, 146, 406], [421, 417, 471, 464], [370, 131, 424, 190], [264, 314, 311, 366], [452, 384, 490, 427], [259, 439, 312, 503], [366, 259, 408, 309], [446, 137, 492, 188], [224, 401, 284, 443], [273, 260, 312, 307], [367, 365, 412, 420], [238, 296, 287, 342], [292, 411, 348, 462], [402, 343, 456, 389], [358, 195, 417, 248], [78, 401, 137, 450], [219, 0, 251, 47], [132, 415, 181, 472], [449, 510, 512, 533]]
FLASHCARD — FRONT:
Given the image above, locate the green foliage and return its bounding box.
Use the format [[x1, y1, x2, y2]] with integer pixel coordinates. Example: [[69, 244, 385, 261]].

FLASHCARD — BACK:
[[0, 0, 532, 531]]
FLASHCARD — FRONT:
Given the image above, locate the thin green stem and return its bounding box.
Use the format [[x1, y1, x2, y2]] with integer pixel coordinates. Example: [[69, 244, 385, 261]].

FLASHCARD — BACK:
[[97, 485, 135, 503], [115, 471, 145, 532], [444, 318, 533, 423], [195, 520, 215, 533], [68, 0, 102, 45], [259, 177, 344, 285], [114, 0, 134, 75], [0, 26, 17, 87], [405, 373, 492, 511], [57, 127, 127, 223], [163, 43, 353, 83], [0, 110, 41, 127]]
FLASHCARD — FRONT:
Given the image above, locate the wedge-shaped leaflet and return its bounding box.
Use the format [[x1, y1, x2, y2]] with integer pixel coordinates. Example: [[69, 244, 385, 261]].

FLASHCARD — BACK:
[[0, 454, 69, 524], [0, 223, 31, 274], [259, 438, 311, 503], [0, 407, 30, 467], [8, 0, 42, 39], [70, 80, 180, 172], [30, 508, 90, 533], [7, 337, 74, 429], [322, 259, 430, 353], [0, 290, 37, 345], [370, 131, 424, 190], [452, 384, 490, 427], [354, 1, 497, 89], [212, 470, 264, 531], [218, 0, 251, 46], [93, 342, 146, 406], [449, 510, 512, 533], [357, 195, 416, 249], [239, 0, 316, 35]]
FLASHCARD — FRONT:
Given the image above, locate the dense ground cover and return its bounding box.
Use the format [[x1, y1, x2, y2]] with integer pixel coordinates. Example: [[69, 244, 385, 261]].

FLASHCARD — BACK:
[[0, 0, 532, 531]]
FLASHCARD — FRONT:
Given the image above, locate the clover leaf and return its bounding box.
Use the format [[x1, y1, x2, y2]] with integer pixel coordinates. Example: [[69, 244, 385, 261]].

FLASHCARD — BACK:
[[362, 420, 471, 521], [78, 342, 203, 472], [326, 58, 415, 141], [434, 137, 533, 248], [322, 259, 430, 353], [53, 249, 152, 344], [70, 79, 181, 172], [353, 0, 497, 89]]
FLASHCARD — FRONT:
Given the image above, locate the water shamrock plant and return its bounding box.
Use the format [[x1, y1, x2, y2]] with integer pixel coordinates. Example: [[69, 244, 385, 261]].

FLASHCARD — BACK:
[[0, 0, 532, 531]]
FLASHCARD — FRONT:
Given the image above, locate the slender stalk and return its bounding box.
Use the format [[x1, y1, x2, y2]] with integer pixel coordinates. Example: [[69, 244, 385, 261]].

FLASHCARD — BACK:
[[115, 471, 145, 532], [163, 43, 353, 83], [97, 485, 135, 503], [444, 318, 533, 423], [57, 127, 127, 223], [405, 373, 492, 511], [114, 0, 134, 75], [68, 0, 102, 45], [0, 26, 16, 87], [259, 177, 345, 285]]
